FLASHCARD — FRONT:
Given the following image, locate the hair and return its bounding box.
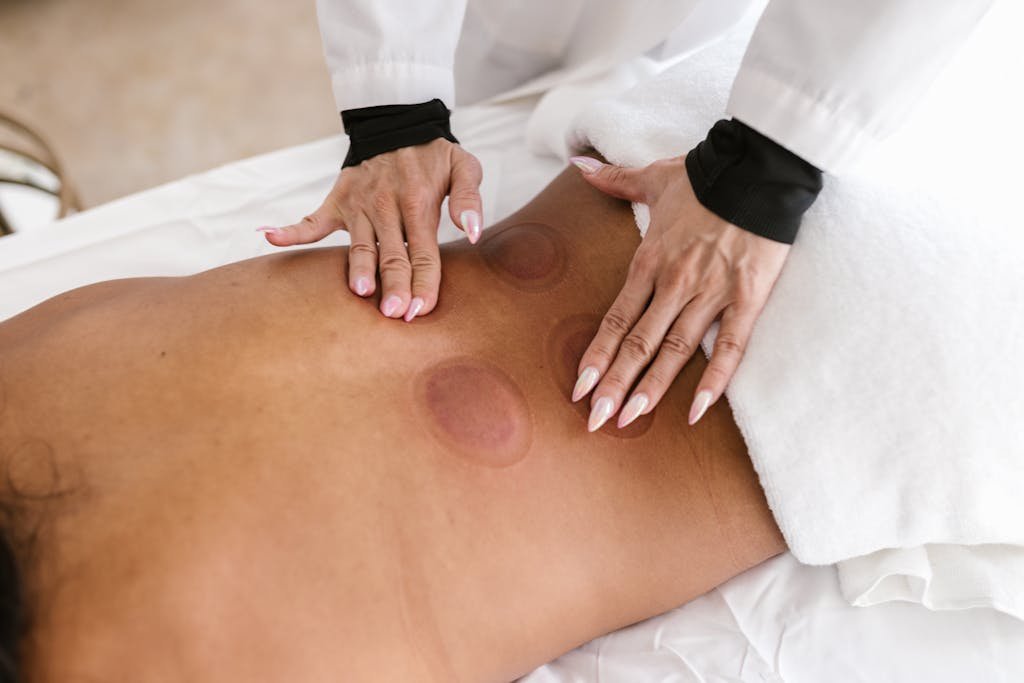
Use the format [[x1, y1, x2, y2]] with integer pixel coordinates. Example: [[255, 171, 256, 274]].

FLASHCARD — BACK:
[[0, 517, 22, 683]]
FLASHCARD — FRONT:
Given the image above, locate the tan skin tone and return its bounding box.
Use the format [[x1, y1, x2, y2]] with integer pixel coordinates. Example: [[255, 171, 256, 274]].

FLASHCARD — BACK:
[[0, 166, 786, 683], [261, 141, 791, 430]]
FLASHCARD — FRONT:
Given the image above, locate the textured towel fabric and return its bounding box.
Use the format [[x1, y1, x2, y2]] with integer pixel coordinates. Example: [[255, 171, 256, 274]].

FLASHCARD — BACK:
[[560, 3, 1024, 618]]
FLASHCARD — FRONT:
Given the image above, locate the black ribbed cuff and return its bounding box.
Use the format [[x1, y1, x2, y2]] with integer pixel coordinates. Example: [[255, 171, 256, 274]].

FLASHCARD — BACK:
[[684, 119, 823, 244], [340, 98, 458, 168]]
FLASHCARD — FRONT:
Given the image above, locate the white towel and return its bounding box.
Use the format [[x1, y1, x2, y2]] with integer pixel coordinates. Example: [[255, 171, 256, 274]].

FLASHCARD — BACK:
[[551, 2, 1024, 618]]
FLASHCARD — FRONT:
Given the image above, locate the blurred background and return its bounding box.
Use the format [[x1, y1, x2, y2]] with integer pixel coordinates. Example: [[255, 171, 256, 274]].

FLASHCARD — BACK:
[[0, 0, 339, 232]]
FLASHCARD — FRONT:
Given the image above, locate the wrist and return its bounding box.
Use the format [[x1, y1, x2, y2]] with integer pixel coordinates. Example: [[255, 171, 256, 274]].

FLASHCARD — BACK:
[[341, 98, 459, 169], [684, 119, 823, 244]]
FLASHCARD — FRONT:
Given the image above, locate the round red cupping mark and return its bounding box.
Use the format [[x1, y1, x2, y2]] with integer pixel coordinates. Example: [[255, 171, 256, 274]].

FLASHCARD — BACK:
[[545, 314, 654, 439], [479, 222, 567, 292], [417, 358, 532, 467]]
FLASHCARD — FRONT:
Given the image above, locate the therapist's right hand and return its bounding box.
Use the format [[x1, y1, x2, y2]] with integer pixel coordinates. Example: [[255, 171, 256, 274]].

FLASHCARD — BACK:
[[259, 138, 483, 322]]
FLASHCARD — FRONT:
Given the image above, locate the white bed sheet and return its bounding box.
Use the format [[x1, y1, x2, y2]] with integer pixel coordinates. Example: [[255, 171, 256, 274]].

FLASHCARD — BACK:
[[1, 102, 1021, 681]]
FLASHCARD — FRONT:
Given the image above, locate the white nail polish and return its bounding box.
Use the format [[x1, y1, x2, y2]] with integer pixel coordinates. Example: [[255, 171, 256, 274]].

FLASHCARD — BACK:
[[572, 366, 600, 402], [569, 156, 603, 174], [404, 297, 424, 322], [588, 396, 615, 433], [688, 390, 714, 426], [355, 277, 370, 296], [382, 295, 402, 318], [460, 209, 482, 244], [617, 393, 649, 429]]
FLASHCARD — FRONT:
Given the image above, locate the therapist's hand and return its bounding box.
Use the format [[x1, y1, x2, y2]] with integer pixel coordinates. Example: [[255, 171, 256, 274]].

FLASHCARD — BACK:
[[259, 138, 483, 321], [568, 155, 790, 430]]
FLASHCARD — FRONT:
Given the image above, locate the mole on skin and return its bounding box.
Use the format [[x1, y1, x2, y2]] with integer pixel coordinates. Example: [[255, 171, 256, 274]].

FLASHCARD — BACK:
[[480, 222, 568, 292], [416, 358, 532, 467], [546, 314, 654, 438]]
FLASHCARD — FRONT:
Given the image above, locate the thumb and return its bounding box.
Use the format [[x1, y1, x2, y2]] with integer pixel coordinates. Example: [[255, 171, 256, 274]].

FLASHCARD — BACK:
[[448, 147, 484, 244], [569, 156, 646, 203], [260, 196, 345, 247]]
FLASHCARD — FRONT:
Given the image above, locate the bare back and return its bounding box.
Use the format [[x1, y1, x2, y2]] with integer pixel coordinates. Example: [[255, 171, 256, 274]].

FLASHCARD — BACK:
[[0, 168, 785, 682]]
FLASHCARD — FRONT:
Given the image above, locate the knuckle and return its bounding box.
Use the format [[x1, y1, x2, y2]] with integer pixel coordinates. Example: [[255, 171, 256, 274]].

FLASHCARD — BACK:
[[704, 363, 731, 385], [714, 332, 746, 357], [449, 184, 479, 203], [604, 165, 628, 185], [408, 248, 439, 271], [619, 333, 654, 363], [585, 340, 616, 365], [378, 250, 412, 276], [454, 149, 484, 177], [661, 331, 696, 358], [600, 308, 633, 336], [659, 262, 690, 291], [400, 188, 432, 217], [349, 241, 377, 259], [641, 366, 673, 390], [599, 372, 630, 393]]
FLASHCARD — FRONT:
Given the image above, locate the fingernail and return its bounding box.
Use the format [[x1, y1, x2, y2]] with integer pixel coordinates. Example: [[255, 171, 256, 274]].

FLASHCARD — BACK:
[[617, 392, 649, 429], [404, 297, 424, 322], [256, 226, 279, 234], [572, 366, 600, 402], [569, 156, 603, 174], [587, 396, 615, 433], [381, 295, 402, 318], [354, 276, 371, 296], [460, 209, 481, 244], [688, 390, 714, 426]]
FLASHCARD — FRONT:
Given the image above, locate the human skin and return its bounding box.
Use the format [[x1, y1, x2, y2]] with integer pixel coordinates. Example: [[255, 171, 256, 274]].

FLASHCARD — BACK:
[[260, 138, 485, 322], [0, 166, 786, 682]]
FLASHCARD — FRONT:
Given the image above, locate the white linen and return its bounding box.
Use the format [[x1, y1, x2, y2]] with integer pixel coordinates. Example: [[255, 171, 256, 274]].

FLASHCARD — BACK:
[[521, 552, 1024, 682], [1, 97, 1022, 682], [565, 0, 1024, 619]]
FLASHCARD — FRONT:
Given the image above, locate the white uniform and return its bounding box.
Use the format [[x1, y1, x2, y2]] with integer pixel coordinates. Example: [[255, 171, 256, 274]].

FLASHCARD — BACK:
[[315, 0, 992, 174]]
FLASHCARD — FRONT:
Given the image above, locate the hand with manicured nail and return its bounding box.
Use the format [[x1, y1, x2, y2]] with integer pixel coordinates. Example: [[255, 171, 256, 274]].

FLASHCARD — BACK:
[[257, 138, 483, 322], [568, 155, 790, 430]]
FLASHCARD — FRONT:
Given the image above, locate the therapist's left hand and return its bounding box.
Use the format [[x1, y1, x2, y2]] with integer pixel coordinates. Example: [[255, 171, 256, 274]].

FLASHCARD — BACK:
[[568, 155, 790, 431]]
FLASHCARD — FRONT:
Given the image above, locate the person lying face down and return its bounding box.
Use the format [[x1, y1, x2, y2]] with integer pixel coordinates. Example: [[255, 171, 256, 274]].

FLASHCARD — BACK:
[[0, 165, 786, 682]]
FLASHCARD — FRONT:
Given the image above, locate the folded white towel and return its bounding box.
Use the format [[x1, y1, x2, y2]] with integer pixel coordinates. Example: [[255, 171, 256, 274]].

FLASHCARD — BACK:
[[558, 3, 1024, 618]]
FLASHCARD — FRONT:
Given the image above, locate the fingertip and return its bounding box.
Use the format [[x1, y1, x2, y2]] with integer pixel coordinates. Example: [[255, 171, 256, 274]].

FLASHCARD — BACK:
[[403, 296, 425, 322], [351, 275, 374, 297], [617, 391, 650, 429], [459, 209, 482, 244], [380, 294, 406, 319], [257, 226, 281, 244], [572, 366, 600, 403], [688, 389, 715, 426], [569, 156, 603, 175], [261, 226, 296, 246]]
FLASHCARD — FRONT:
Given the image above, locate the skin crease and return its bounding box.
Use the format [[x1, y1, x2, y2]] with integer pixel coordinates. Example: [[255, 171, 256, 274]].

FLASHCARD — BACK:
[[0, 166, 787, 683]]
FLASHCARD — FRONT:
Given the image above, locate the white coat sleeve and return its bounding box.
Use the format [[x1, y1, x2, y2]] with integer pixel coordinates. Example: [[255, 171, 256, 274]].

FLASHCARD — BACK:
[[315, 0, 468, 113], [726, 0, 993, 174]]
